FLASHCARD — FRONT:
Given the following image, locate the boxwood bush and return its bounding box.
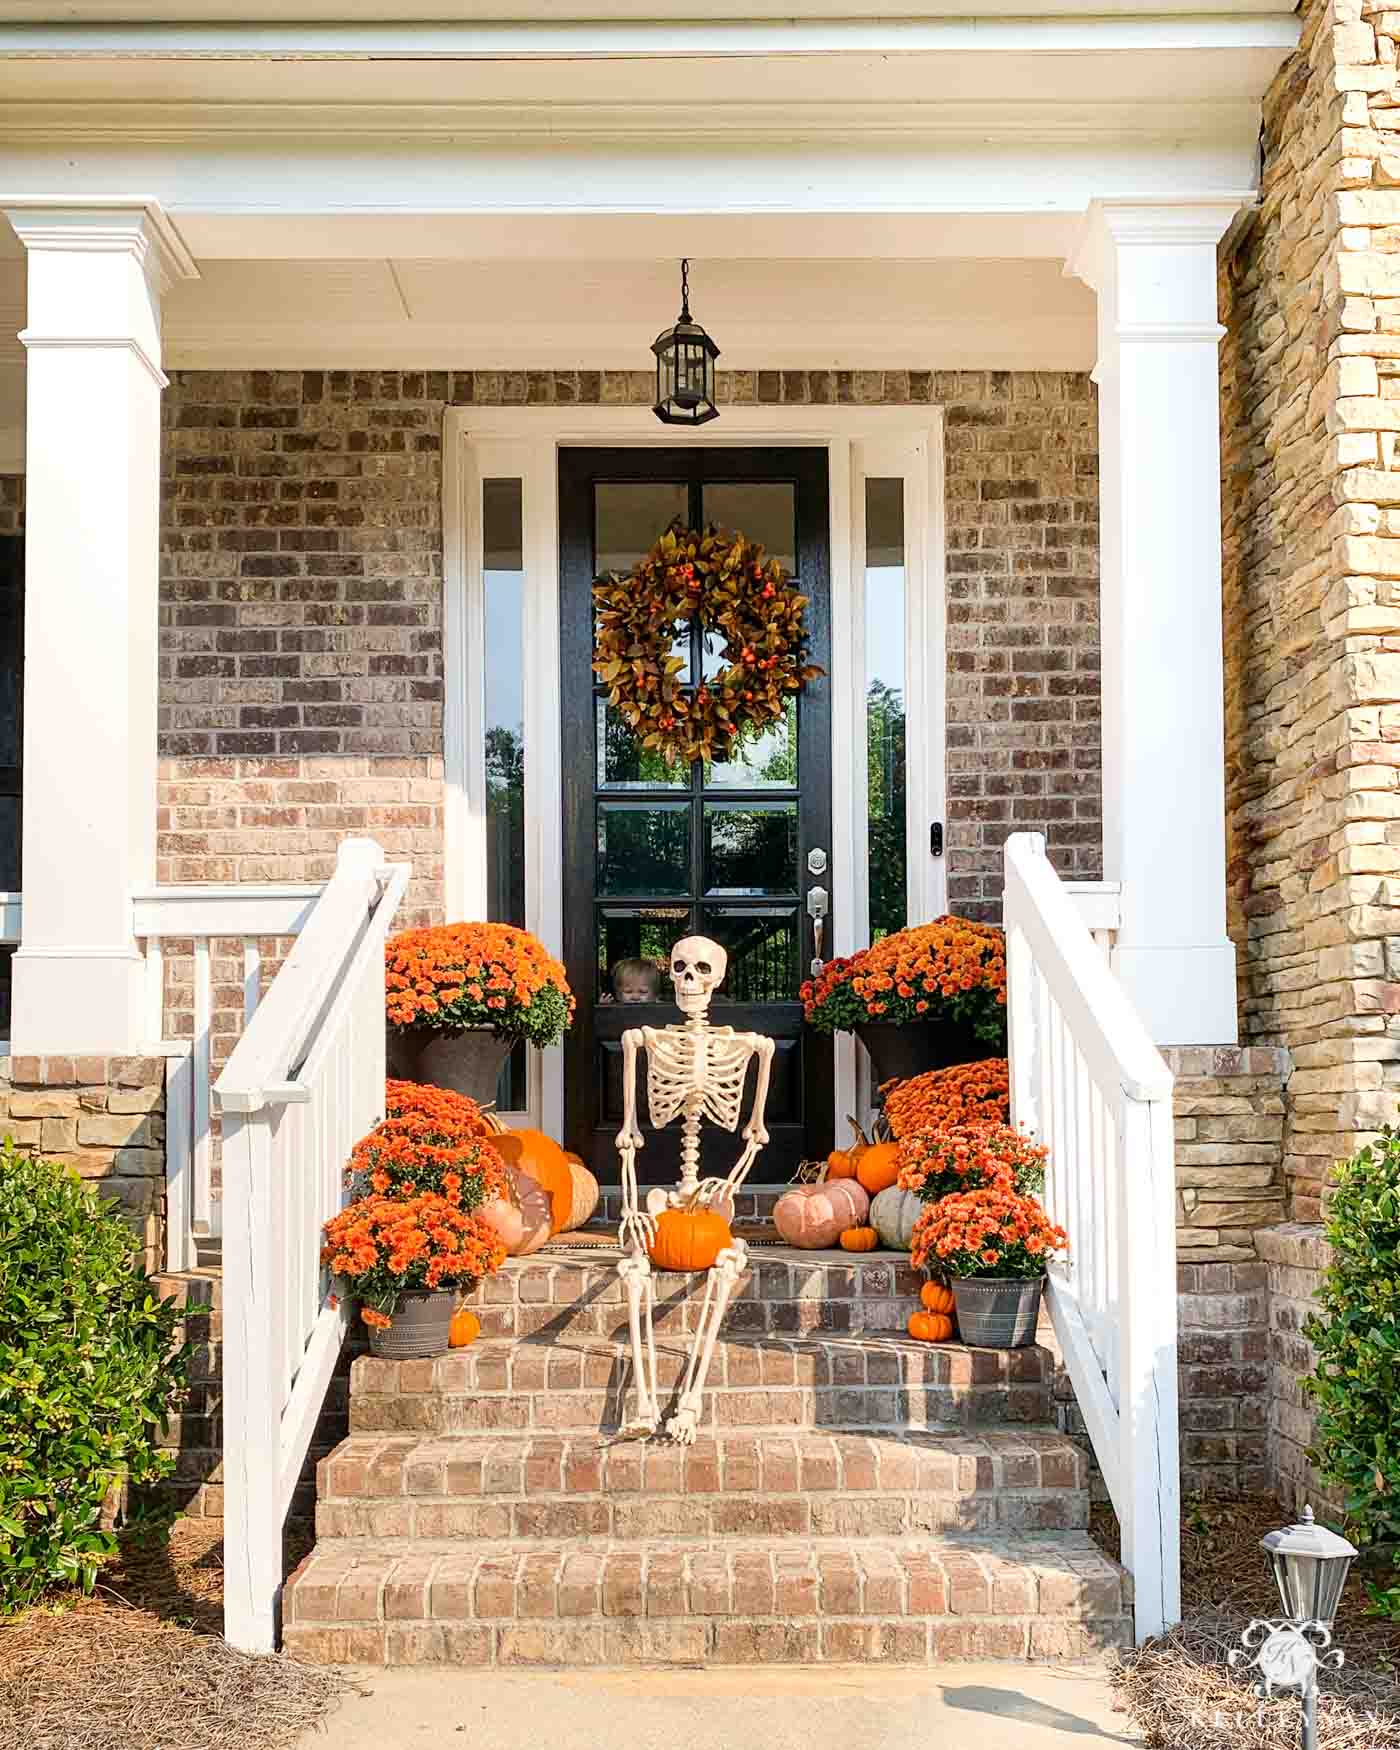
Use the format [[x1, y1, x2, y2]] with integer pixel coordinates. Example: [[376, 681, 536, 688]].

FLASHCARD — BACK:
[[1303, 1125, 1400, 1616], [0, 1140, 188, 1612]]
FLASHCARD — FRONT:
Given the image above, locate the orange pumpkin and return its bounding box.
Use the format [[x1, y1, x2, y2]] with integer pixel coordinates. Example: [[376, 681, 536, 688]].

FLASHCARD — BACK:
[[648, 1206, 732, 1273], [449, 1305, 481, 1348], [494, 1129, 572, 1233], [856, 1140, 901, 1196], [908, 1309, 954, 1343], [839, 1225, 879, 1253], [920, 1281, 955, 1315], [478, 1164, 552, 1257], [826, 1117, 871, 1181]]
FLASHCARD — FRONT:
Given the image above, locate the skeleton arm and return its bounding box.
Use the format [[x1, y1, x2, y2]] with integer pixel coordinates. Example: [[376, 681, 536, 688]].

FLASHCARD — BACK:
[[616, 1027, 654, 1250], [693, 1034, 776, 1209]]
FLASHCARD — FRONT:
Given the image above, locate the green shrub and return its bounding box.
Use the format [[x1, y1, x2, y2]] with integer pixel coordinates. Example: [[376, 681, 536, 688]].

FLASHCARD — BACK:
[[0, 1140, 188, 1612], [1303, 1125, 1400, 1615]]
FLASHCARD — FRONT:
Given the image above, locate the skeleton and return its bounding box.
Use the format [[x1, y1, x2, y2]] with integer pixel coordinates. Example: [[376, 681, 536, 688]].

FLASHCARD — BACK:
[[615, 935, 775, 1443]]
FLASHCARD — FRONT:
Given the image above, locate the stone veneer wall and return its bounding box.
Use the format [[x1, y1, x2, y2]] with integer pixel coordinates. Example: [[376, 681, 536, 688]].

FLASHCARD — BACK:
[[1221, 0, 1400, 1218], [159, 368, 1101, 925], [0, 1053, 167, 1270]]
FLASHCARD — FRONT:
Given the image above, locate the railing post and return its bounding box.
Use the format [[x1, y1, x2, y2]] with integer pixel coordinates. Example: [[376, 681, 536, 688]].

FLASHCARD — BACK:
[[221, 1106, 283, 1653], [1006, 833, 1045, 1141], [1117, 1093, 1182, 1640]]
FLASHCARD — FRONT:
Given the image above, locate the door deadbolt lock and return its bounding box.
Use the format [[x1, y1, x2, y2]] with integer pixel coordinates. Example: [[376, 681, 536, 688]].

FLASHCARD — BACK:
[[807, 847, 828, 876]]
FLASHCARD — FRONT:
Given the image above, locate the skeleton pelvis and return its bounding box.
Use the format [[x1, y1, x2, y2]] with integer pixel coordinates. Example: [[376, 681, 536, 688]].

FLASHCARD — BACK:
[[646, 1185, 737, 1224]]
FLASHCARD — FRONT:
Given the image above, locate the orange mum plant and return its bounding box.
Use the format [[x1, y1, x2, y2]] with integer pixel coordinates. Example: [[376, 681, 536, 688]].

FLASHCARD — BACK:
[[344, 1081, 507, 1212], [897, 1121, 1047, 1206], [800, 917, 1007, 1046], [881, 1057, 1010, 1141], [910, 1185, 1067, 1280], [385, 921, 574, 1046], [322, 1191, 506, 1328]]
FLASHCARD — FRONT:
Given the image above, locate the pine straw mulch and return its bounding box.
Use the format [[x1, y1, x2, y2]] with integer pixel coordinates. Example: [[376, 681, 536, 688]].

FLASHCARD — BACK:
[[1097, 1494, 1400, 1749], [0, 1517, 355, 1750]]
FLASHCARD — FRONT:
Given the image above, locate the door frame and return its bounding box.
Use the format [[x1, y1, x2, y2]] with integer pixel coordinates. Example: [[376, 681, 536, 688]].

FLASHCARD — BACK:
[[442, 403, 947, 1143]]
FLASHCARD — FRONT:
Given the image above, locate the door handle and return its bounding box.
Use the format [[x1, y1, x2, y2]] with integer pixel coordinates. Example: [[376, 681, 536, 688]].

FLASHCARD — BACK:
[[807, 884, 829, 976]]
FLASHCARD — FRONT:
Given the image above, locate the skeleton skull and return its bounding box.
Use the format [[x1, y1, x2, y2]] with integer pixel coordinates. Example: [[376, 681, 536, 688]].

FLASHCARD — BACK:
[[670, 935, 727, 1017]]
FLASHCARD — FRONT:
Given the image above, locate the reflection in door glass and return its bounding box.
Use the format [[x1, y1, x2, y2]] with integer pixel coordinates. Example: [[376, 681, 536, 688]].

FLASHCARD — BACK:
[[702, 482, 796, 574], [703, 802, 798, 896], [597, 801, 691, 896], [596, 699, 689, 790], [704, 697, 797, 790], [595, 482, 690, 577], [701, 904, 799, 1002], [484, 478, 527, 1108], [865, 478, 907, 939], [596, 904, 690, 1000]]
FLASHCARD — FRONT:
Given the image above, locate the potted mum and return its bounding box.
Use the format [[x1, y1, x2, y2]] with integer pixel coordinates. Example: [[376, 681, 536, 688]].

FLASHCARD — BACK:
[[322, 1191, 505, 1358], [385, 921, 575, 1102], [910, 1184, 1067, 1349], [800, 917, 1007, 1084], [896, 1120, 1046, 1204], [881, 1057, 1010, 1140]]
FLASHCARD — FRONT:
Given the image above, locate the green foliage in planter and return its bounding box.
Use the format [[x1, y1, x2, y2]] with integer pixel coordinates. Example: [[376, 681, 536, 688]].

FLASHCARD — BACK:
[[0, 1141, 188, 1613], [1303, 1126, 1400, 1616]]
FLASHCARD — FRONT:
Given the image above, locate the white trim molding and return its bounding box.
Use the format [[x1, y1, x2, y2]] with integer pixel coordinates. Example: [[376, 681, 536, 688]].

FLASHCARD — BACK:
[[442, 402, 947, 1142]]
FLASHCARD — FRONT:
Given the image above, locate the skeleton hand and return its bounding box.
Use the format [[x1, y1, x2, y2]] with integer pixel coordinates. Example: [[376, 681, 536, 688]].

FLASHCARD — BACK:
[[690, 1178, 737, 1221], [619, 1209, 656, 1255], [666, 1402, 700, 1445]]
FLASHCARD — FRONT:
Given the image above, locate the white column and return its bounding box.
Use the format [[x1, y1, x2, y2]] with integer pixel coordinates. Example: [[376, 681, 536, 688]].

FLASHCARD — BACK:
[[1069, 198, 1245, 1046], [5, 202, 197, 1054]]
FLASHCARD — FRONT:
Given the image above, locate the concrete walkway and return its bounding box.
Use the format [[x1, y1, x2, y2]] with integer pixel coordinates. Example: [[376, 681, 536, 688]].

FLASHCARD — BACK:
[[302, 1662, 1142, 1749]]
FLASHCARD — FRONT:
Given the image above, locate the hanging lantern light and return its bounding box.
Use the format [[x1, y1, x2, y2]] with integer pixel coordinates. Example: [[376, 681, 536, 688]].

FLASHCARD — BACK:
[[652, 258, 720, 426]]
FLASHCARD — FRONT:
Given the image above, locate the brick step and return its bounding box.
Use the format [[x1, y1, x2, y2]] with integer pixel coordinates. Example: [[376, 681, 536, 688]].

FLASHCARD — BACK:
[[314, 1428, 1090, 1541], [349, 1334, 1052, 1435], [470, 1250, 935, 1341], [282, 1531, 1132, 1667]]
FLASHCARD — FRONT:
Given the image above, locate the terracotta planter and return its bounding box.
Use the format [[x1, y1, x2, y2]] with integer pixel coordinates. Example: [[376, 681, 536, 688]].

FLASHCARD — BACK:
[[387, 1024, 514, 1104], [366, 1290, 456, 1359], [856, 1019, 994, 1086], [951, 1276, 1044, 1349]]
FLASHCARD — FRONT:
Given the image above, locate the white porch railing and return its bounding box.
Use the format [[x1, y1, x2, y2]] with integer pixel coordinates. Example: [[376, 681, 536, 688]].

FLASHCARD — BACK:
[[1004, 832, 1179, 1643], [215, 838, 407, 1653], [134, 883, 323, 1272]]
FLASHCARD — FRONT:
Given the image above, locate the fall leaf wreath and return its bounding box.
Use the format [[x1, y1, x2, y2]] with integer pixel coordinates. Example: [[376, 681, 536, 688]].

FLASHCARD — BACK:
[[592, 520, 823, 766]]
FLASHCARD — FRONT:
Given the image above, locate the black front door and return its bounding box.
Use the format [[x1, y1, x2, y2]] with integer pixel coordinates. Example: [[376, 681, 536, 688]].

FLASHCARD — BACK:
[[559, 448, 834, 1185]]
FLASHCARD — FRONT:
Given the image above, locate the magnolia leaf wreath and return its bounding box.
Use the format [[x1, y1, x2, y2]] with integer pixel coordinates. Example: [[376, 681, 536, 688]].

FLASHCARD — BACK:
[[592, 520, 823, 766]]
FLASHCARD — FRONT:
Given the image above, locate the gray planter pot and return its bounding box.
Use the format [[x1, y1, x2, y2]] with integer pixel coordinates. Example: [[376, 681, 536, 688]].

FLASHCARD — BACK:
[[366, 1290, 456, 1360], [387, 1024, 514, 1105], [951, 1276, 1044, 1348]]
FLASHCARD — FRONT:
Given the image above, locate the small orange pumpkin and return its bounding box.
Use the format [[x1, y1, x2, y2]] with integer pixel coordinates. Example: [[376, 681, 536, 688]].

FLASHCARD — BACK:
[[908, 1309, 954, 1343], [920, 1281, 955, 1315], [494, 1129, 572, 1233], [839, 1225, 879, 1252], [648, 1206, 732, 1273], [826, 1117, 871, 1181], [856, 1139, 901, 1196], [449, 1305, 481, 1348]]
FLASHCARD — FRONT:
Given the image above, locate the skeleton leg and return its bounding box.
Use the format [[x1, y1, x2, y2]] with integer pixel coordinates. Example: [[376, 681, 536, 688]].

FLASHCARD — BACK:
[[615, 1028, 658, 1436], [665, 1239, 748, 1445]]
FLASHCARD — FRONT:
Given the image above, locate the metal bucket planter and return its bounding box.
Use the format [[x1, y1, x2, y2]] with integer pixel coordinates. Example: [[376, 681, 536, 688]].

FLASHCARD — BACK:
[[952, 1276, 1045, 1349], [366, 1290, 456, 1360], [387, 1025, 514, 1104]]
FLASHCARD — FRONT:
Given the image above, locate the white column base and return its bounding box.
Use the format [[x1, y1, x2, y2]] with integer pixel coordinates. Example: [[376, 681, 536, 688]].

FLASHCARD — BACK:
[[1110, 942, 1238, 1048], [10, 946, 148, 1056]]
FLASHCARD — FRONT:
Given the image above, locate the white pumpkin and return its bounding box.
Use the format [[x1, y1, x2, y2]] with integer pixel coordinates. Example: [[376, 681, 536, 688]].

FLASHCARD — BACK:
[[870, 1185, 924, 1253]]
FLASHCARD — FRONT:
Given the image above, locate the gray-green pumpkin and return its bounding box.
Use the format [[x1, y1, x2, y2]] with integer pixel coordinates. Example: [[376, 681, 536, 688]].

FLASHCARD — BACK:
[[870, 1185, 923, 1252]]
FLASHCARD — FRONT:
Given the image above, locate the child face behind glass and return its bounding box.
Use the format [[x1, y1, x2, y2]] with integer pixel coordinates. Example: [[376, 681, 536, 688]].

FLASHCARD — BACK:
[[615, 971, 659, 1004]]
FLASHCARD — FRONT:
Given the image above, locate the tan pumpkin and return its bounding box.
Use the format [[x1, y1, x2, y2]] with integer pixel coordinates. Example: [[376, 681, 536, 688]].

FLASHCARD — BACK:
[[477, 1164, 552, 1257], [449, 1305, 481, 1348], [839, 1225, 879, 1253], [773, 1180, 870, 1249], [494, 1128, 572, 1233], [920, 1281, 955, 1315], [908, 1309, 954, 1343], [648, 1206, 732, 1273], [562, 1152, 600, 1232], [856, 1139, 902, 1196]]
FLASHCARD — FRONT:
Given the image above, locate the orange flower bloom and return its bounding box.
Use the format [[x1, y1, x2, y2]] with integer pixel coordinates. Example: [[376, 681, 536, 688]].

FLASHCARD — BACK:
[[801, 917, 1007, 1046], [385, 921, 573, 1044], [882, 1058, 1010, 1141]]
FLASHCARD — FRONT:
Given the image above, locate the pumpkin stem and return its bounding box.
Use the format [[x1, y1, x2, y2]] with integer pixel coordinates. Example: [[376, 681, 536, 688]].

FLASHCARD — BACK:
[[844, 1115, 870, 1150]]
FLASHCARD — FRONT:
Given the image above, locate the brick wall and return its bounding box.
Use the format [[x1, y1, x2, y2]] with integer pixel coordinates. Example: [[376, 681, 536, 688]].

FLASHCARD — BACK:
[[1221, 0, 1400, 1218], [159, 367, 1101, 927], [1255, 1222, 1344, 1517], [1168, 1046, 1290, 1264], [0, 1053, 167, 1270]]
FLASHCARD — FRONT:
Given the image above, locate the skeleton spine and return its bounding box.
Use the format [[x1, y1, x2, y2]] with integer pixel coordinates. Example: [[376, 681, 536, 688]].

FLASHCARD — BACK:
[[677, 1015, 706, 1195]]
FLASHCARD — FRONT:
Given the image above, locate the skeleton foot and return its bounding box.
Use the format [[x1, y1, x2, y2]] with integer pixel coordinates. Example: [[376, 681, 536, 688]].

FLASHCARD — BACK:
[[664, 1398, 701, 1445], [621, 1407, 660, 1439]]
